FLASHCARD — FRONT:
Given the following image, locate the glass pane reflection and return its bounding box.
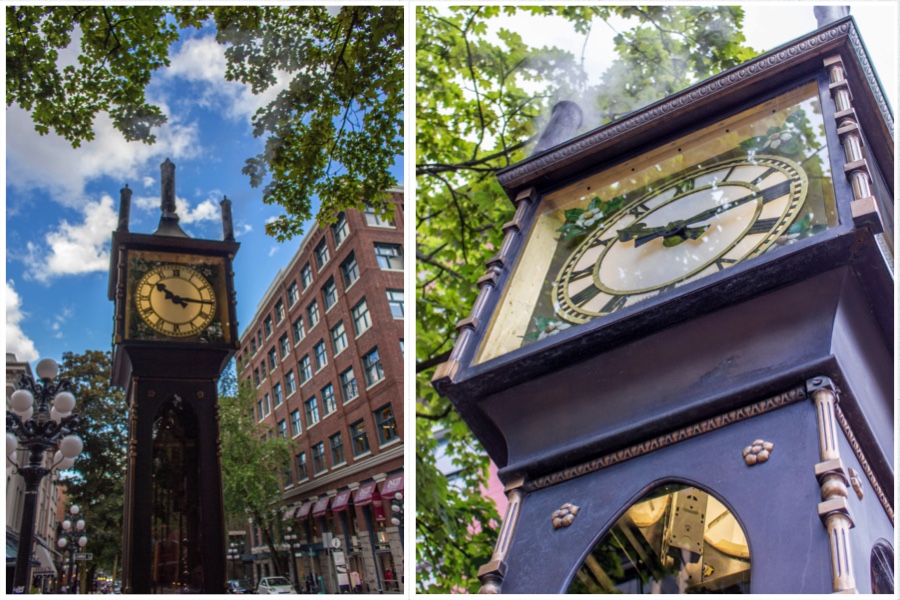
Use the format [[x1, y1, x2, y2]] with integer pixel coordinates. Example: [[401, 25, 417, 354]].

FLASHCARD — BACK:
[[568, 484, 750, 593]]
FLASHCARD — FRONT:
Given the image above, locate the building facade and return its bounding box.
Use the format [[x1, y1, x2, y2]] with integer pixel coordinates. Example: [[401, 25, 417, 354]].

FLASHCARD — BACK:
[[237, 189, 405, 593]]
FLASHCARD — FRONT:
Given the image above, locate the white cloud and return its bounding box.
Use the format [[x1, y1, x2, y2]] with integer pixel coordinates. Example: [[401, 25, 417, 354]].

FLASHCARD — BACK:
[[142, 176, 156, 189], [23, 195, 119, 283], [268, 246, 279, 257], [6, 105, 202, 209], [165, 34, 293, 123], [132, 193, 220, 226], [6, 281, 40, 363]]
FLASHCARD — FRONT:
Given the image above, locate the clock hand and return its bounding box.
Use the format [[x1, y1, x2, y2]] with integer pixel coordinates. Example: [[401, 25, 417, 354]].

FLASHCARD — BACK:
[[619, 179, 792, 247], [179, 297, 215, 305], [155, 283, 188, 308]]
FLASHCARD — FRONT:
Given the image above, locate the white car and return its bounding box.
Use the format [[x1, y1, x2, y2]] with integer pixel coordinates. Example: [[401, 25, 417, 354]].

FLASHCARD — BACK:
[[256, 577, 293, 594]]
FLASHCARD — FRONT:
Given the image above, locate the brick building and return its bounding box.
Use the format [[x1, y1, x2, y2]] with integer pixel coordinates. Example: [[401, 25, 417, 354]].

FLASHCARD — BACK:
[[236, 188, 405, 593]]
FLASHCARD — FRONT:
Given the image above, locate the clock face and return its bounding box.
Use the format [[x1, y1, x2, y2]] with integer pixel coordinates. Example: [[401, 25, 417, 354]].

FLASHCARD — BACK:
[[135, 264, 217, 337], [554, 156, 808, 323], [474, 81, 838, 364]]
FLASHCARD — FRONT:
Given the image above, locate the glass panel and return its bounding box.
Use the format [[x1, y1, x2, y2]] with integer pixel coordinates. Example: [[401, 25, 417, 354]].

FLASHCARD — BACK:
[[568, 484, 750, 594], [477, 81, 836, 364]]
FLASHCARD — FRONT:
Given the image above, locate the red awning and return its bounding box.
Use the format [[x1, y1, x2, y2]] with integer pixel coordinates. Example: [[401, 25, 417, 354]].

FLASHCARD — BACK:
[[296, 502, 312, 520], [381, 473, 404, 498], [331, 490, 352, 513], [312, 496, 330, 517], [282, 506, 298, 521], [354, 481, 379, 506]]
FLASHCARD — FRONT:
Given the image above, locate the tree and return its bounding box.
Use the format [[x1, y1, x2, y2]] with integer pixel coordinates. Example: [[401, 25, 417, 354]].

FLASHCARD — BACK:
[[6, 5, 403, 239], [218, 365, 295, 579], [416, 6, 758, 592], [57, 350, 127, 577]]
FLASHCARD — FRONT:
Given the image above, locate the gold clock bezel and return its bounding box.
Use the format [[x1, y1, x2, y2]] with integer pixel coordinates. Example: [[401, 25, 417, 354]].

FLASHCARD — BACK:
[[135, 264, 218, 338]]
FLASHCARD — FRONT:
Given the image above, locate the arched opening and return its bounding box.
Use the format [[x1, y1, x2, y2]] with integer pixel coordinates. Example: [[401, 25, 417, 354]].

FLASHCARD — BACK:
[[567, 483, 750, 593], [151, 395, 202, 593], [870, 539, 893, 594]]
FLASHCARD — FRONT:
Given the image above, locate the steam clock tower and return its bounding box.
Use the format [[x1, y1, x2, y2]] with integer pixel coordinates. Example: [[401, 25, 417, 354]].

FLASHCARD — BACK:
[[109, 159, 240, 593], [434, 17, 893, 594]]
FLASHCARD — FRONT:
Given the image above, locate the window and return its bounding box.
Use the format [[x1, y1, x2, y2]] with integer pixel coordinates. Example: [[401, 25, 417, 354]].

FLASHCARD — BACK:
[[340, 367, 358, 402], [277, 419, 287, 438], [250, 338, 257, 355], [314, 238, 329, 269], [282, 464, 293, 488], [264, 393, 272, 416], [305, 397, 319, 426], [331, 322, 348, 355], [312, 442, 326, 473], [298, 356, 312, 384], [363, 347, 384, 387], [364, 203, 394, 227], [285, 370, 296, 396], [323, 277, 337, 311], [287, 281, 299, 306], [374, 404, 398, 444], [275, 300, 285, 323], [273, 383, 283, 407], [290, 409, 302, 437], [321, 384, 336, 415], [256, 330, 263, 349], [268, 348, 277, 371], [332, 212, 349, 246], [256, 398, 264, 422], [296, 452, 308, 481], [340, 253, 359, 288], [264, 316, 273, 338], [386, 289, 404, 318], [279, 334, 290, 359], [301, 263, 313, 290], [253, 369, 260, 387], [307, 300, 320, 329], [350, 420, 370, 456], [260, 360, 267, 378], [352, 299, 371, 336], [314, 340, 328, 371], [330, 432, 345, 466], [292, 316, 305, 345], [374, 243, 403, 270], [400, 339, 404, 356]]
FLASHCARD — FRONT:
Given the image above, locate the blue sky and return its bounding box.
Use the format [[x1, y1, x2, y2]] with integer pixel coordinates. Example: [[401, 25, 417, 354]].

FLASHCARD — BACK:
[[5, 20, 403, 367]]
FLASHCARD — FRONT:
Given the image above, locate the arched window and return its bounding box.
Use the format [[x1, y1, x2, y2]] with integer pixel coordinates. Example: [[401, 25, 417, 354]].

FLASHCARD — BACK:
[[567, 483, 750, 593], [870, 539, 893, 594]]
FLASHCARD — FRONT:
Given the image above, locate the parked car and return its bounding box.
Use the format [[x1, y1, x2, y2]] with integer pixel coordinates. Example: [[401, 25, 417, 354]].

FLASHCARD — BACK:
[[227, 580, 250, 594], [256, 577, 293, 594]]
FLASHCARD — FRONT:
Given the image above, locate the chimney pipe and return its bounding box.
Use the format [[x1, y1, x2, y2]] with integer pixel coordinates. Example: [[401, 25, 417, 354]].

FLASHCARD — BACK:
[[531, 101, 583, 156], [814, 6, 850, 28], [117, 184, 132, 232]]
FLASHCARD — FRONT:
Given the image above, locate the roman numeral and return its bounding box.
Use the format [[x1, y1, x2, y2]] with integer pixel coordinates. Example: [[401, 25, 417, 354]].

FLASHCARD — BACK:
[[760, 180, 793, 204], [587, 236, 611, 249], [569, 267, 593, 282], [172, 323, 181, 334], [714, 257, 738, 271], [628, 203, 650, 217], [722, 166, 736, 182], [747, 218, 779, 235], [751, 167, 777, 186], [171, 268, 180, 277], [601, 295, 627, 313], [570, 284, 602, 307]]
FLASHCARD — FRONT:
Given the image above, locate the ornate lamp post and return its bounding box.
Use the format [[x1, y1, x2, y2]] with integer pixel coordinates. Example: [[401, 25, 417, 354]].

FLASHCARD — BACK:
[[390, 492, 404, 549], [283, 527, 301, 593], [56, 505, 87, 593], [6, 357, 82, 594], [227, 543, 240, 582]]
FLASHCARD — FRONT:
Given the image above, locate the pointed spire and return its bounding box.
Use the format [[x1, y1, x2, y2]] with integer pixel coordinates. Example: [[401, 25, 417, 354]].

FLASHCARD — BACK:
[[154, 158, 188, 237]]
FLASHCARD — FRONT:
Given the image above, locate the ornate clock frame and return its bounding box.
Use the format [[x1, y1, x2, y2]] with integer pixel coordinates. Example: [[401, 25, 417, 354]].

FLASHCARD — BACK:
[[109, 160, 240, 593], [433, 17, 893, 594]]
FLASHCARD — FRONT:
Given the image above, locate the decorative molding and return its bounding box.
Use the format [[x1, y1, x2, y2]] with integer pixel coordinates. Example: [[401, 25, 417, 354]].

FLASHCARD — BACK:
[[742, 439, 774, 466], [478, 485, 524, 594], [551, 503, 580, 529], [498, 22, 853, 191], [525, 386, 806, 492], [834, 403, 893, 525], [847, 26, 894, 137]]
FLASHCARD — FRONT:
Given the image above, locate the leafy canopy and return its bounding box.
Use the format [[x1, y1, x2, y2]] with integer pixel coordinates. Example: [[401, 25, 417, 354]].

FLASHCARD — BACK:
[[6, 5, 403, 240], [416, 5, 757, 592]]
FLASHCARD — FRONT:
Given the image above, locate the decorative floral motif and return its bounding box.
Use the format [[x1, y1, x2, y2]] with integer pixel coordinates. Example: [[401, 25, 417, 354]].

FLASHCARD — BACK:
[[742, 439, 774, 466], [765, 131, 794, 150], [555, 195, 626, 241], [523, 316, 571, 342], [552, 503, 580, 529], [848, 467, 864, 500]]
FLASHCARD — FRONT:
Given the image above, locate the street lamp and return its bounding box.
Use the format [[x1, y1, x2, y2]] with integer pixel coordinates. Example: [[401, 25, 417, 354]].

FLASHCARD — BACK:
[[227, 543, 240, 582], [7, 357, 82, 594], [283, 527, 301, 593], [56, 505, 87, 594], [390, 492, 404, 549]]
